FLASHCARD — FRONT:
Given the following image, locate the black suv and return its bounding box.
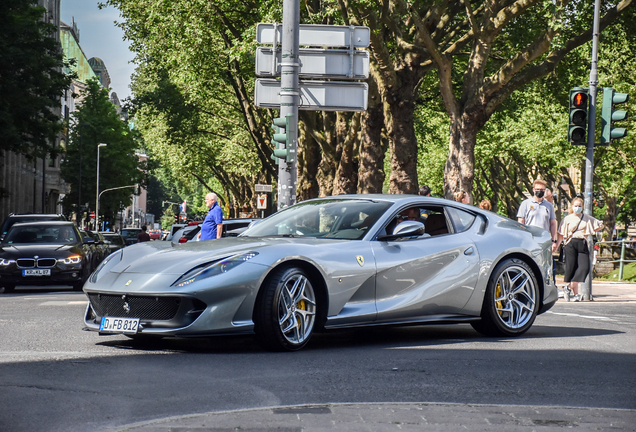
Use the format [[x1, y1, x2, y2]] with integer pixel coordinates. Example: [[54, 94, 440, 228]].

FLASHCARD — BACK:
[[1, 214, 66, 241]]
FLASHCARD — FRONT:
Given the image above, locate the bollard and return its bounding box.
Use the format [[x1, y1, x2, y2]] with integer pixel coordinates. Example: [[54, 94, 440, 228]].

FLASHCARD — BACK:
[[618, 239, 626, 281]]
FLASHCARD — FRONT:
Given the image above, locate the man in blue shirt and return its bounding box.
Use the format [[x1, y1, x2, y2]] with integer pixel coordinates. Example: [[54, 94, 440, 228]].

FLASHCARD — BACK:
[[198, 193, 223, 240]]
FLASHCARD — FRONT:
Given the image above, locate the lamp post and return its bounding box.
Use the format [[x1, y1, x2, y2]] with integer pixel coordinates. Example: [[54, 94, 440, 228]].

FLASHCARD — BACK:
[[95, 143, 107, 231]]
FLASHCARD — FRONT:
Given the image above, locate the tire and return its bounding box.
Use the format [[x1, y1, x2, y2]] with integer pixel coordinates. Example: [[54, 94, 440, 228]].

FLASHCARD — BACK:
[[255, 266, 317, 351], [471, 258, 539, 337], [3, 285, 15, 293]]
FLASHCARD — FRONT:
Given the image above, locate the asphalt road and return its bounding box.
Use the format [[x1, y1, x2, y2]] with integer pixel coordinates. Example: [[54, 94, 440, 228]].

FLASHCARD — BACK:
[[0, 286, 635, 432]]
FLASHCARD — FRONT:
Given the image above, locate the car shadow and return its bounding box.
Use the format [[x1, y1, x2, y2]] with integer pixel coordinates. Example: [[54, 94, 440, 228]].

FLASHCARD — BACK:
[[93, 322, 622, 354]]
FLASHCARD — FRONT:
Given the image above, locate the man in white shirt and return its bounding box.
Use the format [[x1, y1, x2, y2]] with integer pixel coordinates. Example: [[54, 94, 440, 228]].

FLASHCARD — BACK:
[[517, 179, 557, 242]]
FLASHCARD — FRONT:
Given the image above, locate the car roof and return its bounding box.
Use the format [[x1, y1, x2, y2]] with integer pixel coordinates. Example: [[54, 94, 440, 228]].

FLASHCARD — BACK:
[[9, 221, 76, 228]]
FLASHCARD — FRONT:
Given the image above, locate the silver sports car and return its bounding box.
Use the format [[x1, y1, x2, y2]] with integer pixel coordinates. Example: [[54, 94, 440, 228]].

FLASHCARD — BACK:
[[83, 195, 557, 351]]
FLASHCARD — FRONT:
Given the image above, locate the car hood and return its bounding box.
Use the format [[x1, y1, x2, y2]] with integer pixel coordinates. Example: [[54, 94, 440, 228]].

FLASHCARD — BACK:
[[110, 236, 334, 275], [0, 244, 80, 258]]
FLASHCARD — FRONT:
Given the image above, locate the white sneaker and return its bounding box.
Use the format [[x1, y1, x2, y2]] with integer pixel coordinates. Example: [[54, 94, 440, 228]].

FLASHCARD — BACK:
[[563, 287, 571, 302], [572, 294, 582, 302]]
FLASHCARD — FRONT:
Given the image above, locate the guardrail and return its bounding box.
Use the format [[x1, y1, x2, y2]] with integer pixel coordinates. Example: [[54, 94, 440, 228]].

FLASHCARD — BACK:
[[595, 239, 636, 280]]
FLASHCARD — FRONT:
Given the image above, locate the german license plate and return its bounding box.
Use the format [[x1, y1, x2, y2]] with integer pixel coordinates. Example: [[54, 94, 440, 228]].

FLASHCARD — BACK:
[[100, 317, 140, 334], [23, 269, 51, 276]]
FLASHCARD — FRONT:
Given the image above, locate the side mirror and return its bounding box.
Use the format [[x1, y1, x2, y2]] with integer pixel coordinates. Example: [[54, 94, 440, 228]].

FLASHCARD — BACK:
[[378, 220, 426, 241]]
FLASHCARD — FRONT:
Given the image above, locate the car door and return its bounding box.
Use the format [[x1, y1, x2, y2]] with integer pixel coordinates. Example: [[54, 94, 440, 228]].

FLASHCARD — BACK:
[[371, 205, 480, 323]]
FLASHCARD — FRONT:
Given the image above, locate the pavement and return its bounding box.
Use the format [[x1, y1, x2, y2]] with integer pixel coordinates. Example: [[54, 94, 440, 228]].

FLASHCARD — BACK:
[[99, 279, 636, 432], [554, 277, 636, 303], [102, 402, 636, 432]]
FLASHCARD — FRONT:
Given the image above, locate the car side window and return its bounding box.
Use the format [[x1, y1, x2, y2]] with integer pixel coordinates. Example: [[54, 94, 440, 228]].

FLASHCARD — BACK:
[[446, 207, 477, 233]]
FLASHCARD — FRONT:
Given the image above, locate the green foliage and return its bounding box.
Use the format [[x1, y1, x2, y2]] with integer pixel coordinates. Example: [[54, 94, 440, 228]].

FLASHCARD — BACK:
[[60, 79, 145, 225], [0, 0, 74, 159]]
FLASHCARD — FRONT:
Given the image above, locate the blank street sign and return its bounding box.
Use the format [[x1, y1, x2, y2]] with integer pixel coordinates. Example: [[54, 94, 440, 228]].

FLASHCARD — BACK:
[[255, 79, 368, 112], [256, 23, 370, 48], [255, 47, 369, 79]]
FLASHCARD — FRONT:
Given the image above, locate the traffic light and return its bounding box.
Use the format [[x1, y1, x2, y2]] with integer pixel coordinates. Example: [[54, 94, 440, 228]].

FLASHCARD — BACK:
[[174, 214, 179, 224], [568, 88, 588, 145], [271, 113, 295, 163], [600, 88, 629, 145]]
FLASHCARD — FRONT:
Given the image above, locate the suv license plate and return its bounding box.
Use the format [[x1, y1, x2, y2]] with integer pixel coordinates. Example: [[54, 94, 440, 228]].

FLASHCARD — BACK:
[[23, 269, 51, 276], [100, 317, 140, 334]]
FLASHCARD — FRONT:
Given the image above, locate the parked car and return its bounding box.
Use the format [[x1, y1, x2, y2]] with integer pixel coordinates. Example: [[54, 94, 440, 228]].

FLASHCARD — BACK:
[[77, 231, 103, 270], [100, 232, 126, 254], [164, 224, 186, 241], [83, 195, 557, 351], [149, 230, 162, 240], [1, 214, 66, 241], [172, 219, 257, 243], [0, 221, 94, 292], [120, 228, 142, 246]]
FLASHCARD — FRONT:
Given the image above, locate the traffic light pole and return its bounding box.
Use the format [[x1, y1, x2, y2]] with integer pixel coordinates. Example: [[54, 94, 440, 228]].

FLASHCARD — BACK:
[[581, 0, 602, 301], [277, 0, 300, 210]]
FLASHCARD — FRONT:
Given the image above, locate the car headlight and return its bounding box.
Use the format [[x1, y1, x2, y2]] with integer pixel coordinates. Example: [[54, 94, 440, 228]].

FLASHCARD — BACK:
[[58, 255, 81, 265], [89, 249, 123, 283], [0, 258, 14, 266], [173, 252, 259, 287]]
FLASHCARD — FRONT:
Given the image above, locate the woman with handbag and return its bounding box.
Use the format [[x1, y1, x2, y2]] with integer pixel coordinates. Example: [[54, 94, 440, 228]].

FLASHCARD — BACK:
[[554, 197, 604, 301]]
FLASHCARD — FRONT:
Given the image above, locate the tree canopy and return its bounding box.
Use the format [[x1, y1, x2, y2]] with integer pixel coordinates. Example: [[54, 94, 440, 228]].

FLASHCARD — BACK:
[[0, 0, 73, 159], [61, 79, 145, 228]]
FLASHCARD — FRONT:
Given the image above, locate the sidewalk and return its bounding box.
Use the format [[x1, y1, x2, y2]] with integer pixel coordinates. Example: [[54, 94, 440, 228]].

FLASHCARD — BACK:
[[555, 277, 636, 303], [104, 402, 636, 432]]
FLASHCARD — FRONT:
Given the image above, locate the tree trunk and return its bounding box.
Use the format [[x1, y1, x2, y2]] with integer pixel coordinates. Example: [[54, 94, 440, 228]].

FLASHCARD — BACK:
[[357, 101, 386, 193], [385, 71, 419, 194], [297, 119, 320, 201], [443, 114, 478, 203]]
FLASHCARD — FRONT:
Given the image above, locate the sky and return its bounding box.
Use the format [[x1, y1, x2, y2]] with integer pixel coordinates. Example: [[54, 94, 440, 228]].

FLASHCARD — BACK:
[[60, 0, 135, 101]]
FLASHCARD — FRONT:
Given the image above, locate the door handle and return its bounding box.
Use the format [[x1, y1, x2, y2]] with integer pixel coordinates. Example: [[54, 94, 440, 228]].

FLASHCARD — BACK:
[[464, 246, 474, 255]]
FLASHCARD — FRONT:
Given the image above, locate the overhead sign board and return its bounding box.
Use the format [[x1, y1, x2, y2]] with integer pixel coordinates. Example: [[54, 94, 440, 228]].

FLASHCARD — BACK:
[[255, 184, 273, 192], [255, 79, 368, 112], [256, 23, 370, 48], [256, 47, 369, 79]]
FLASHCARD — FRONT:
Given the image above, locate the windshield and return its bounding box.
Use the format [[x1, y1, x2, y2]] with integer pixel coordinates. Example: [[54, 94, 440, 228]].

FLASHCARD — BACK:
[[241, 199, 392, 240], [3, 225, 78, 244]]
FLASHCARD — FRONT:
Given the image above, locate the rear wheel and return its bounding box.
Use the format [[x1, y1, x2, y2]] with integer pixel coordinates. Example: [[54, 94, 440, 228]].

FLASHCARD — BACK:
[[255, 266, 317, 351], [471, 258, 539, 337]]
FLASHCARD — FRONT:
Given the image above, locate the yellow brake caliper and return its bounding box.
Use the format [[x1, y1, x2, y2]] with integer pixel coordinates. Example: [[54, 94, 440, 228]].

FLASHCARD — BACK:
[[495, 282, 503, 315]]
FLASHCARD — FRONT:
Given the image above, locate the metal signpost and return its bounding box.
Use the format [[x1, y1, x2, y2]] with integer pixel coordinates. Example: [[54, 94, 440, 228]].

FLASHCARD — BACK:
[[581, 0, 601, 301], [255, 10, 370, 210]]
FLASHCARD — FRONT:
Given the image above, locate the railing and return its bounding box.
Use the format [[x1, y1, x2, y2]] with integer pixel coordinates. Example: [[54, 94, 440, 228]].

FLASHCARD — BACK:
[[595, 239, 636, 281]]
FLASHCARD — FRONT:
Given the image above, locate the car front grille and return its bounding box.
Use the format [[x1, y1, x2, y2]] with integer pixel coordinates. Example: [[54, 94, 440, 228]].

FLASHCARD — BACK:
[[16, 258, 57, 268], [87, 293, 181, 320]]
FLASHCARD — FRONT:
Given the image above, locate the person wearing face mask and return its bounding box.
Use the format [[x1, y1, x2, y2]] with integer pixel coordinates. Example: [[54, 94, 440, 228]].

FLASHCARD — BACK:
[[517, 179, 557, 241], [554, 197, 604, 301]]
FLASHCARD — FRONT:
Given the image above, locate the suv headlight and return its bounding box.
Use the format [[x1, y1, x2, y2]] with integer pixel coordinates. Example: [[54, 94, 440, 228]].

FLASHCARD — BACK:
[[173, 252, 259, 287]]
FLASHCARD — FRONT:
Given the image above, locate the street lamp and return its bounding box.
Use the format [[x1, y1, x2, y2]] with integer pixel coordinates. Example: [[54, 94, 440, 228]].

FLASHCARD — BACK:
[[95, 143, 107, 231]]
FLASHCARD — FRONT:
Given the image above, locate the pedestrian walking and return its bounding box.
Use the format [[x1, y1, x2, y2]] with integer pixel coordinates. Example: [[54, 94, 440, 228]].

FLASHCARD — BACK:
[[198, 192, 223, 241], [479, 199, 491, 211], [454, 191, 470, 204], [517, 179, 557, 241], [554, 197, 604, 301], [137, 225, 150, 242]]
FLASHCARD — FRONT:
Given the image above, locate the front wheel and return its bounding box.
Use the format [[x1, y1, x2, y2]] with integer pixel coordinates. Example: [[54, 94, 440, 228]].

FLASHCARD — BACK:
[[471, 258, 539, 337], [255, 266, 317, 351]]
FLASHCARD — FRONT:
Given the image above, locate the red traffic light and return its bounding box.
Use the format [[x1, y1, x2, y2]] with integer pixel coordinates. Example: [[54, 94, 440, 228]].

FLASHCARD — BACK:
[[572, 92, 587, 108]]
